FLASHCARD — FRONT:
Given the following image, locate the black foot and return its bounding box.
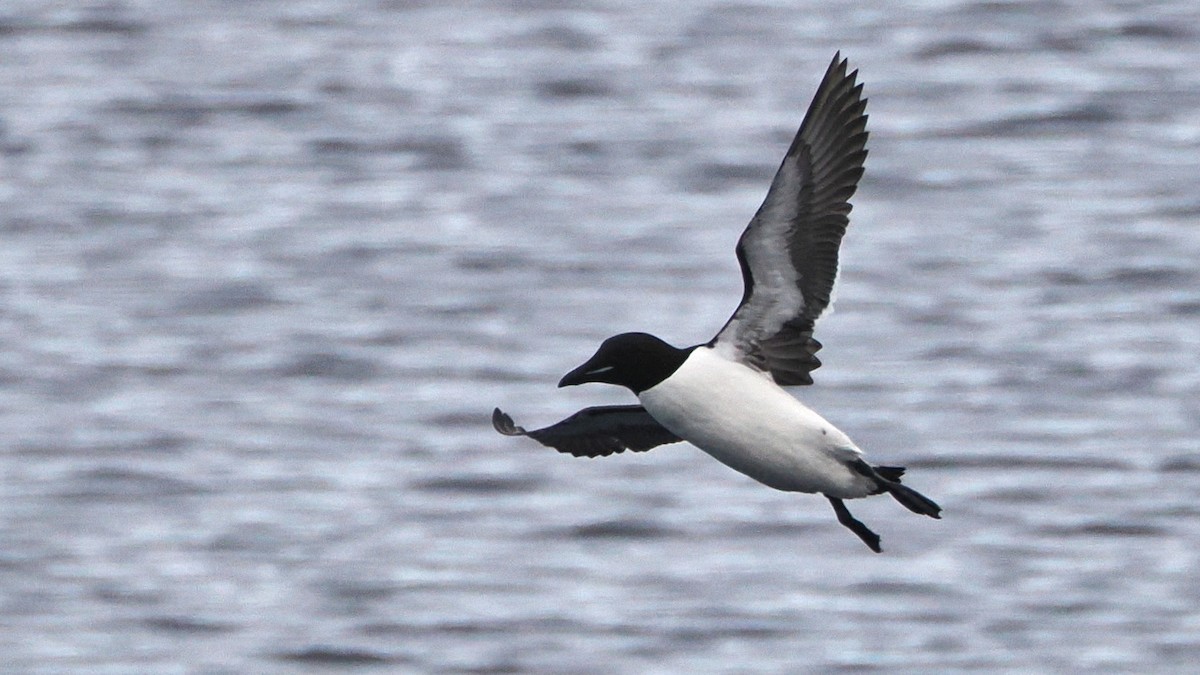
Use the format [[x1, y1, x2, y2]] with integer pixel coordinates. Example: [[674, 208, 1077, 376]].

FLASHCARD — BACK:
[[827, 496, 882, 553]]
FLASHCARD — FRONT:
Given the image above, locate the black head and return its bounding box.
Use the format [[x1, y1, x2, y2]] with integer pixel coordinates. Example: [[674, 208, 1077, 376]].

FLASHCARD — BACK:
[[558, 332, 693, 394]]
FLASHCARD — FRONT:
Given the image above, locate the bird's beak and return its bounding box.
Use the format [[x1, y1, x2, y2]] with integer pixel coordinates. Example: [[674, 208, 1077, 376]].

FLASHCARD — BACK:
[[557, 357, 611, 388]]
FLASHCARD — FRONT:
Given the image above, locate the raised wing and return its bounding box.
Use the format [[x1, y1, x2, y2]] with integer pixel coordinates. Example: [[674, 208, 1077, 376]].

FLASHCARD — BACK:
[[492, 406, 682, 458], [710, 53, 869, 386]]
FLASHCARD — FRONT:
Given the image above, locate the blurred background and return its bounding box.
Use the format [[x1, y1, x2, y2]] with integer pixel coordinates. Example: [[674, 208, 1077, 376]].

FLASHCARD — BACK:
[[2, 0, 1198, 671]]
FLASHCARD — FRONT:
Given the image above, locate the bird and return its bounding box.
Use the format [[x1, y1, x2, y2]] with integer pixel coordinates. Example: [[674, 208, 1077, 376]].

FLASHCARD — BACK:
[[492, 53, 940, 553]]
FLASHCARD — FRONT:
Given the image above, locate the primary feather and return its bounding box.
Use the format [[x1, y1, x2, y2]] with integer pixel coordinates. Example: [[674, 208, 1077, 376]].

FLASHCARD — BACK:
[[710, 53, 869, 386]]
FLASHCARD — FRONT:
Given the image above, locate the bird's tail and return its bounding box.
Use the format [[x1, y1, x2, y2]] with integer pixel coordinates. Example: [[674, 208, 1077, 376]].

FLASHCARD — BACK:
[[885, 480, 942, 518], [858, 461, 942, 519], [873, 465, 906, 483]]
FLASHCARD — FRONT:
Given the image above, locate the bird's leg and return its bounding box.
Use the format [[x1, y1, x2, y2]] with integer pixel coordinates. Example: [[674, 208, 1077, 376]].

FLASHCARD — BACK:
[[827, 496, 881, 553]]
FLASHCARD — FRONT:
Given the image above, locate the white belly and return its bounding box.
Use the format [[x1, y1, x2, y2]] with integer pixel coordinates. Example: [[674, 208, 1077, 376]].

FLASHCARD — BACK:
[[638, 347, 875, 497]]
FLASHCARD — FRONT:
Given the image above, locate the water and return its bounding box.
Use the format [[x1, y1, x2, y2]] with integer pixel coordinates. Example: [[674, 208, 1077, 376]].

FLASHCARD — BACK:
[[2, 0, 1198, 671]]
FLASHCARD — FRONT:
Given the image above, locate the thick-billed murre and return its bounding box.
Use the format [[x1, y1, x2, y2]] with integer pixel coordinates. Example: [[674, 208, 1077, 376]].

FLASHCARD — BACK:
[[493, 54, 941, 552]]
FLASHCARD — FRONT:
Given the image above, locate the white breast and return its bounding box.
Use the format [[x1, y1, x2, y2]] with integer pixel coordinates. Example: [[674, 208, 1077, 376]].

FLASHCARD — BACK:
[[638, 347, 874, 497]]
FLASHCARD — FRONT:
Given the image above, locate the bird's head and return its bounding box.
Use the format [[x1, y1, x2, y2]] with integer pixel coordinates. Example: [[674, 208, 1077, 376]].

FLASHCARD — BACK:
[[558, 332, 690, 394]]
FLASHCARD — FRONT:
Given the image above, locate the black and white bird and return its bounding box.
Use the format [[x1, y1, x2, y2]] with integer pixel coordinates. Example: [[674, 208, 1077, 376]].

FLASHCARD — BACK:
[[493, 54, 940, 552]]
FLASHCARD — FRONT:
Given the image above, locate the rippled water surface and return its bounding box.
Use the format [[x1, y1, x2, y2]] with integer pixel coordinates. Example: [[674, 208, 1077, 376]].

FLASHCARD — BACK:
[[2, 0, 1199, 672]]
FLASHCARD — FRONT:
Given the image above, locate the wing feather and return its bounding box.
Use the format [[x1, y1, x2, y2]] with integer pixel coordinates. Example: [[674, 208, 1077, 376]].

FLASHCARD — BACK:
[[492, 406, 682, 458], [711, 53, 869, 386]]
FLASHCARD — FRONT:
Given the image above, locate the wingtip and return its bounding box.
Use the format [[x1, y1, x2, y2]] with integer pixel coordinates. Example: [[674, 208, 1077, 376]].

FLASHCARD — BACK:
[[830, 51, 853, 74], [827, 52, 846, 78], [491, 407, 525, 436]]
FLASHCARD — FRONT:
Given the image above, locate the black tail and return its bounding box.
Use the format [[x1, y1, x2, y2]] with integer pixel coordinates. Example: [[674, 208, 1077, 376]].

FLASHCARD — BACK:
[[850, 460, 941, 519], [885, 482, 942, 518], [874, 465, 906, 483]]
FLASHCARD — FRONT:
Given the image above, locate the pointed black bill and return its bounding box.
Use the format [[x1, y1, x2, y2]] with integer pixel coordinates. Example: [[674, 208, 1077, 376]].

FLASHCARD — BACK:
[[557, 359, 611, 388]]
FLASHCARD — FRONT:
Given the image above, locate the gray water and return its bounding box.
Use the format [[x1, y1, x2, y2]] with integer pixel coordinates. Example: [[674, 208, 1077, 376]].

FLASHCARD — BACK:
[[2, 0, 1198, 672]]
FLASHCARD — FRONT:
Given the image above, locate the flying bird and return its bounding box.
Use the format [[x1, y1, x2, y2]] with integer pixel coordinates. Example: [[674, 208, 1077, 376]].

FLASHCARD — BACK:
[[493, 54, 940, 552]]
